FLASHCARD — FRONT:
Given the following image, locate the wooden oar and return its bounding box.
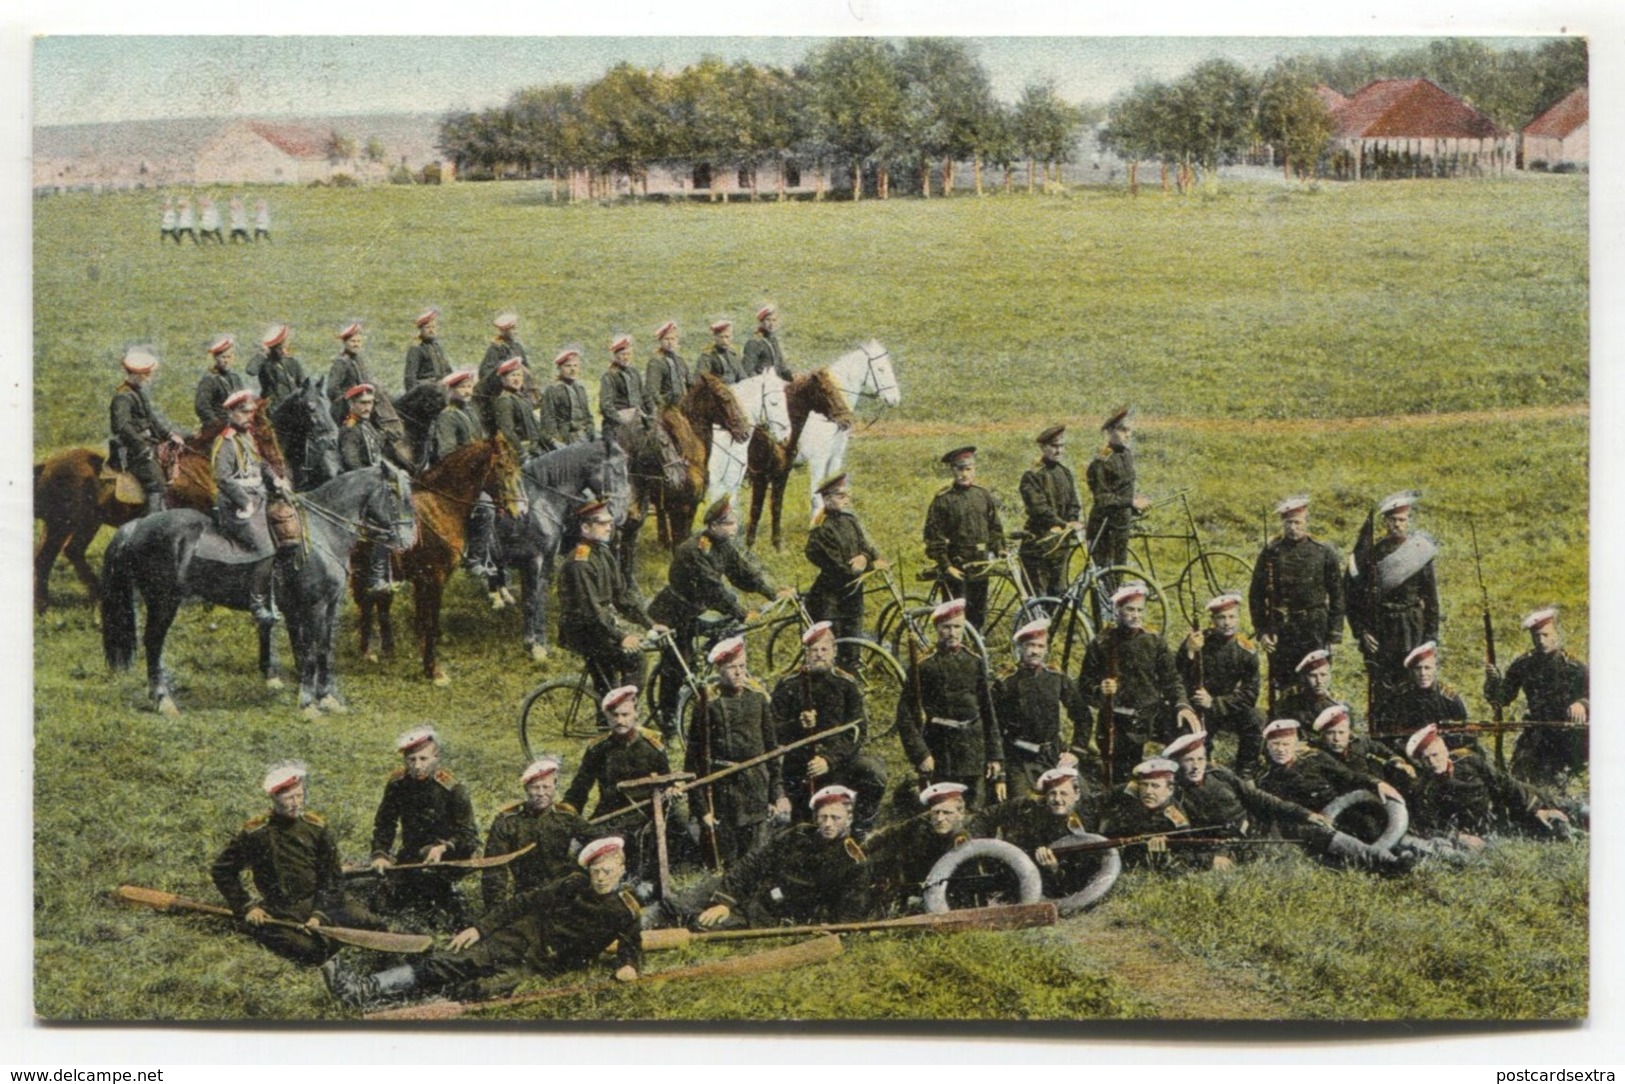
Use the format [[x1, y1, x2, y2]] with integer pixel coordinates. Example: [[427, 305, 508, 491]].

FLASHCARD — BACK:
[[342, 843, 535, 877], [641, 900, 1058, 952], [113, 885, 433, 954], [365, 933, 843, 1021]]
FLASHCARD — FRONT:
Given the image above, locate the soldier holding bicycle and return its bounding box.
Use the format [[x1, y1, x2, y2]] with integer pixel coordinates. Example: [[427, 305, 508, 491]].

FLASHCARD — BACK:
[[924, 447, 1005, 632], [804, 473, 888, 671], [557, 499, 662, 701], [1018, 424, 1083, 598]]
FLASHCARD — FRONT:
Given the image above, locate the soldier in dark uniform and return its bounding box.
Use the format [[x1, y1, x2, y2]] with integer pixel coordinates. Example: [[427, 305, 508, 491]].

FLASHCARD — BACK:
[[923, 446, 1005, 631], [540, 346, 596, 449], [1078, 581, 1200, 788], [1347, 491, 1440, 717], [803, 473, 888, 671], [490, 357, 544, 459], [562, 687, 673, 823], [698, 319, 746, 385], [213, 390, 288, 626], [1163, 732, 1326, 865], [326, 322, 409, 462], [1254, 718, 1406, 817], [1380, 641, 1473, 753], [993, 618, 1092, 796], [684, 637, 784, 864], [648, 495, 785, 734], [1097, 759, 1214, 872], [246, 324, 305, 410], [481, 757, 591, 911], [426, 370, 498, 582], [479, 311, 530, 381], [1403, 724, 1572, 847], [1249, 496, 1345, 710], [896, 599, 1004, 808], [337, 384, 384, 473], [211, 762, 377, 966], [646, 321, 693, 411], [402, 308, 451, 389], [1085, 406, 1149, 575], [864, 782, 978, 913], [769, 622, 890, 833], [194, 335, 247, 429], [1176, 592, 1264, 776], [1275, 649, 1362, 735], [109, 349, 186, 516], [367, 726, 481, 930], [557, 499, 660, 699], [1018, 424, 1083, 598], [1308, 703, 1416, 804], [1485, 607, 1590, 790], [476, 312, 535, 434], [599, 333, 649, 441], [325, 836, 642, 1008], [695, 785, 873, 929], [741, 304, 792, 381], [975, 766, 1108, 896]]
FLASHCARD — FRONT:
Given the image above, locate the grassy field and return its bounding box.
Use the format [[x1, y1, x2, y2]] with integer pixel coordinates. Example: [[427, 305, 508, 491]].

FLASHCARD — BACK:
[[32, 175, 1589, 1022]]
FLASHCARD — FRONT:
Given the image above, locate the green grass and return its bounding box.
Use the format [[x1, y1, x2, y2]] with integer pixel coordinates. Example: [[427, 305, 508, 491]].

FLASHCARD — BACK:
[[32, 175, 1589, 1021]]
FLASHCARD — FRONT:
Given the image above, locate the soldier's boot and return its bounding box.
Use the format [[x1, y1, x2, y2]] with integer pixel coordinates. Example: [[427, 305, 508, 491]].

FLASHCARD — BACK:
[[143, 490, 166, 517], [462, 499, 497, 578], [322, 960, 418, 1008], [248, 557, 279, 627], [1326, 830, 1413, 875], [365, 543, 395, 599]]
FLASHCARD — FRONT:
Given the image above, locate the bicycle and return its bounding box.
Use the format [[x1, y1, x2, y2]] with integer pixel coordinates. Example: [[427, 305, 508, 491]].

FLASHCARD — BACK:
[[1019, 526, 1171, 673], [867, 564, 993, 664]]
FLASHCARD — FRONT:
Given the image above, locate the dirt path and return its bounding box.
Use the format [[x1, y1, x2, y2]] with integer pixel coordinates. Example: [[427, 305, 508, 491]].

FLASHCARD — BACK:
[[1062, 911, 1282, 1020], [869, 402, 1588, 440]]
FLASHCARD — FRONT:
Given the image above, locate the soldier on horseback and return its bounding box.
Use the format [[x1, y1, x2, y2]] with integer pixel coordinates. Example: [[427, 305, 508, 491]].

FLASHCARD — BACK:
[[402, 308, 452, 389], [194, 334, 247, 429], [247, 324, 305, 411], [540, 346, 595, 449], [599, 334, 648, 438], [427, 370, 498, 585], [646, 321, 692, 410], [326, 322, 410, 467], [698, 319, 746, 385], [110, 349, 187, 517], [213, 389, 292, 626], [742, 304, 793, 381], [338, 385, 395, 598], [490, 358, 545, 460]]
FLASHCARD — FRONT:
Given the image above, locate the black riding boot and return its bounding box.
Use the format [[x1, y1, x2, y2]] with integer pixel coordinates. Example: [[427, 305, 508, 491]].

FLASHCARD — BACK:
[[463, 497, 497, 578], [366, 541, 395, 598], [249, 556, 279, 626], [144, 490, 166, 517]]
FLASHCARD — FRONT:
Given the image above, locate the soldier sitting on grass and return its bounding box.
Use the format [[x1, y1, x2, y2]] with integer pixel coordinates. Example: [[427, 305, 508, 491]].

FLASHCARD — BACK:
[[368, 726, 481, 932], [1401, 724, 1575, 852], [481, 757, 592, 912]]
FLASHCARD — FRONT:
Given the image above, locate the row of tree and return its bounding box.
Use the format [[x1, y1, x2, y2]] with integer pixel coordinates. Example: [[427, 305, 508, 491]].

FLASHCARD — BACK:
[[1099, 38, 1587, 189], [436, 39, 1097, 200]]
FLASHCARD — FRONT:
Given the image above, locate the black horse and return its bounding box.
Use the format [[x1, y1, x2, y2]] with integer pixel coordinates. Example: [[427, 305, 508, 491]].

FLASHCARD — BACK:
[[101, 461, 417, 717], [269, 375, 342, 491]]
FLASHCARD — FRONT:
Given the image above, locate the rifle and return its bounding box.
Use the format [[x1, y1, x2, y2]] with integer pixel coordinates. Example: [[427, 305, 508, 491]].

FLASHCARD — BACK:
[[342, 843, 534, 877], [641, 900, 1058, 951], [975, 637, 1007, 803], [113, 885, 432, 954], [365, 934, 844, 1021], [1047, 824, 1220, 858], [697, 683, 724, 872], [1468, 516, 1507, 770], [908, 636, 930, 790], [1101, 626, 1119, 789], [1264, 545, 1278, 720], [1374, 719, 1589, 740], [800, 660, 818, 809], [586, 723, 860, 826]]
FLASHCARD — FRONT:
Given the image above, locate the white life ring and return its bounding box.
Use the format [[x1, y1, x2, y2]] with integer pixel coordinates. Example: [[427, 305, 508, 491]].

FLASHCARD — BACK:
[[921, 838, 1045, 914], [1321, 789, 1409, 853], [1045, 828, 1122, 916]]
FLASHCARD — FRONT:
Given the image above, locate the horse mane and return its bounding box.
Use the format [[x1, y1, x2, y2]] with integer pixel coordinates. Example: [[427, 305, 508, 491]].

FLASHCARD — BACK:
[[683, 372, 749, 438], [790, 370, 853, 428], [420, 435, 496, 487]]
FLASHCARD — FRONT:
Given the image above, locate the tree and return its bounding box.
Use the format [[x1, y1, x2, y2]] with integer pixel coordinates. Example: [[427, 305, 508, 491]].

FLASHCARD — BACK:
[[802, 38, 907, 199], [1012, 81, 1084, 192], [581, 62, 674, 196], [897, 38, 996, 197], [325, 129, 357, 164], [672, 57, 751, 200], [1166, 59, 1258, 185], [1257, 62, 1335, 179], [363, 136, 386, 163]]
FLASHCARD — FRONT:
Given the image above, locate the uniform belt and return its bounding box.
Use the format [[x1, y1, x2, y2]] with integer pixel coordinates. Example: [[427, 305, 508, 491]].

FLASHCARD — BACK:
[[1379, 600, 1420, 611], [1273, 605, 1327, 618], [1012, 739, 1043, 754], [929, 716, 973, 730]]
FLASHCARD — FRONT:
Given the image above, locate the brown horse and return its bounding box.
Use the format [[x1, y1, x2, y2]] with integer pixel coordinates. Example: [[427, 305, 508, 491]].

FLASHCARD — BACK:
[[745, 368, 853, 550], [350, 436, 523, 685], [33, 400, 286, 613]]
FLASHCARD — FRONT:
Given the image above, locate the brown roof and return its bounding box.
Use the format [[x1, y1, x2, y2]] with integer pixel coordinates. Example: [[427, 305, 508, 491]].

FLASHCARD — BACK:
[[1314, 84, 1349, 112], [247, 121, 331, 160], [1524, 87, 1588, 138], [1331, 78, 1509, 140]]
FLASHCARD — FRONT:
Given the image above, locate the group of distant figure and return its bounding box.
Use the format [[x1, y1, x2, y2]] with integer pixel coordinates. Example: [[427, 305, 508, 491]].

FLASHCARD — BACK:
[[160, 195, 271, 244]]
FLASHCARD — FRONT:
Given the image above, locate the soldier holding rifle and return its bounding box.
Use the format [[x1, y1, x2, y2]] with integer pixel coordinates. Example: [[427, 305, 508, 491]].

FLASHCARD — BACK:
[[1249, 496, 1344, 712], [1347, 490, 1440, 717], [1484, 607, 1589, 789], [993, 617, 1092, 796], [865, 781, 978, 912], [368, 726, 481, 930], [974, 766, 1106, 895], [481, 757, 592, 911], [1161, 732, 1327, 869], [897, 599, 1004, 808], [683, 637, 784, 866], [1176, 592, 1264, 776]]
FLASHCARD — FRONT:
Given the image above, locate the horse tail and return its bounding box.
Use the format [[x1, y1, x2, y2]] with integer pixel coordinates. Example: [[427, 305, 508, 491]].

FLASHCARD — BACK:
[[101, 526, 140, 671]]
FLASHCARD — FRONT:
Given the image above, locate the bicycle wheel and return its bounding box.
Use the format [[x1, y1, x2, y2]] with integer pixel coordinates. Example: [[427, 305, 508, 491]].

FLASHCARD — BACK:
[[874, 593, 929, 653], [1017, 596, 1095, 674], [764, 615, 807, 676], [670, 683, 701, 747], [979, 571, 1024, 657], [892, 604, 990, 662], [518, 674, 598, 758], [1175, 550, 1254, 628], [838, 638, 907, 741]]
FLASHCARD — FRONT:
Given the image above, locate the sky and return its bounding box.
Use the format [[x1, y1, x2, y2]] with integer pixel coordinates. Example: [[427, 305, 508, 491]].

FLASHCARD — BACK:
[[33, 33, 1569, 127]]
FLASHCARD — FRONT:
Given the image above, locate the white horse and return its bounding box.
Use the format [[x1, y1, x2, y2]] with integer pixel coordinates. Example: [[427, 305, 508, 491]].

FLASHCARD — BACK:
[[799, 340, 900, 521], [706, 369, 791, 503]]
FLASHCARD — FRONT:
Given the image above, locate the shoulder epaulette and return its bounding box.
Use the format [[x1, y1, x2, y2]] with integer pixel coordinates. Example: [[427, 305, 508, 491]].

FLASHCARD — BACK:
[[844, 837, 866, 862], [243, 813, 270, 832], [497, 800, 524, 815], [1096, 445, 1113, 459], [619, 887, 642, 917], [1450, 748, 1474, 762], [1143, 625, 1161, 636], [638, 727, 666, 749], [743, 676, 768, 693], [1044, 663, 1063, 673], [832, 666, 857, 681], [343, 417, 357, 427], [573, 544, 590, 561], [388, 767, 407, 781], [556, 801, 580, 815], [220, 426, 237, 440], [995, 663, 1016, 679], [1236, 635, 1257, 652], [434, 768, 458, 789], [1440, 683, 1456, 698], [300, 811, 326, 826], [585, 731, 614, 749], [810, 510, 826, 526], [697, 535, 712, 553], [1165, 806, 1191, 828], [936, 483, 953, 496]]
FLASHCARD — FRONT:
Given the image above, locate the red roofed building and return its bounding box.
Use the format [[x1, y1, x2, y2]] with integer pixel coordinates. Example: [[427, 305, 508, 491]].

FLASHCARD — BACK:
[[1314, 84, 1349, 114], [194, 121, 353, 185], [1522, 87, 1588, 170], [1329, 78, 1513, 180]]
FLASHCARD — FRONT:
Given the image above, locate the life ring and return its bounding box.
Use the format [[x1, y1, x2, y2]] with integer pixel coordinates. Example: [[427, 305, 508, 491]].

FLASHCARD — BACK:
[[1322, 789, 1409, 853], [1045, 828, 1122, 916], [922, 838, 1045, 914]]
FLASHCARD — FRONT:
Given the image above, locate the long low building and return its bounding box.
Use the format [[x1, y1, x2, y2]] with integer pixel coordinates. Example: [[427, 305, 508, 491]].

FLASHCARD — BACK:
[[1328, 77, 1513, 180], [1522, 87, 1588, 171]]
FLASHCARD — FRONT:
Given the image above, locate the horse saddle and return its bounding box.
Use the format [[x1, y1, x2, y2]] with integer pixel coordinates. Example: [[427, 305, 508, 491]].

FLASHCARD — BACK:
[[98, 464, 146, 506], [267, 499, 304, 549]]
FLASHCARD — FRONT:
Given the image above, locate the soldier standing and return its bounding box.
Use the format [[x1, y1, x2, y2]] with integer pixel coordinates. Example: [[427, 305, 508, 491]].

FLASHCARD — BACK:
[[1176, 592, 1264, 776], [198, 195, 224, 243], [212, 390, 288, 626], [741, 304, 792, 381], [769, 622, 890, 833], [194, 334, 247, 429], [228, 196, 250, 243], [540, 346, 596, 448], [684, 637, 784, 865], [1018, 424, 1083, 598], [1078, 582, 1200, 788], [1084, 406, 1149, 575], [993, 618, 1092, 796], [1347, 491, 1440, 716], [247, 324, 305, 410], [698, 318, 746, 385], [1485, 607, 1589, 789], [367, 726, 481, 930], [923, 446, 1005, 631], [253, 198, 271, 242], [864, 781, 977, 913], [646, 321, 692, 410], [402, 308, 451, 389], [1249, 495, 1345, 709], [490, 357, 545, 459], [557, 499, 660, 698], [896, 600, 1004, 807], [160, 197, 176, 243], [481, 757, 592, 911], [175, 195, 197, 244], [599, 334, 648, 439], [803, 473, 888, 671], [211, 761, 378, 966], [110, 349, 186, 516]]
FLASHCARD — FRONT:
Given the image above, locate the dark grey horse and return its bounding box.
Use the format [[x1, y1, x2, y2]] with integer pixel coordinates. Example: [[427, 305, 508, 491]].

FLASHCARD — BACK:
[[494, 436, 630, 662], [101, 461, 417, 717], [269, 375, 342, 491]]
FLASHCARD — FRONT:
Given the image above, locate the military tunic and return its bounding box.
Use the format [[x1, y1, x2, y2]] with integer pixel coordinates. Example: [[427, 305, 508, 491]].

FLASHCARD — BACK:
[[1380, 682, 1470, 748], [481, 801, 591, 910], [923, 482, 1005, 630], [769, 667, 889, 826], [698, 342, 746, 385], [897, 645, 1002, 804], [492, 388, 544, 458], [1085, 444, 1137, 569], [195, 366, 249, 429], [709, 822, 872, 926], [650, 533, 775, 629], [211, 427, 276, 558], [370, 768, 480, 864], [685, 681, 783, 862], [109, 381, 180, 497], [539, 379, 595, 447], [1078, 626, 1192, 786], [562, 728, 670, 823], [1486, 649, 1589, 786], [480, 337, 529, 381], [1097, 791, 1210, 871], [1178, 764, 1318, 841], [1249, 533, 1345, 696], [327, 352, 409, 442], [742, 331, 791, 381], [863, 812, 973, 911], [599, 364, 647, 434], [1253, 747, 1374, 815], [426, 400, 485, 466], [403, 337, 452, 389], [1347, 531, 1439, 707], [1407, 751, 1555, 838], [803, 507, 879, 656], [973, 794, 1105, 897], [248, 349, 306, 409], [992, 662, 1092, 795], [338, 415, 384, 473], [556, 538, 651, 691], [646, 349, 693, 410], [210, 808, 359, 965], [1018, 458, 1082, 597], [1175, 630, 1264, 772]]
